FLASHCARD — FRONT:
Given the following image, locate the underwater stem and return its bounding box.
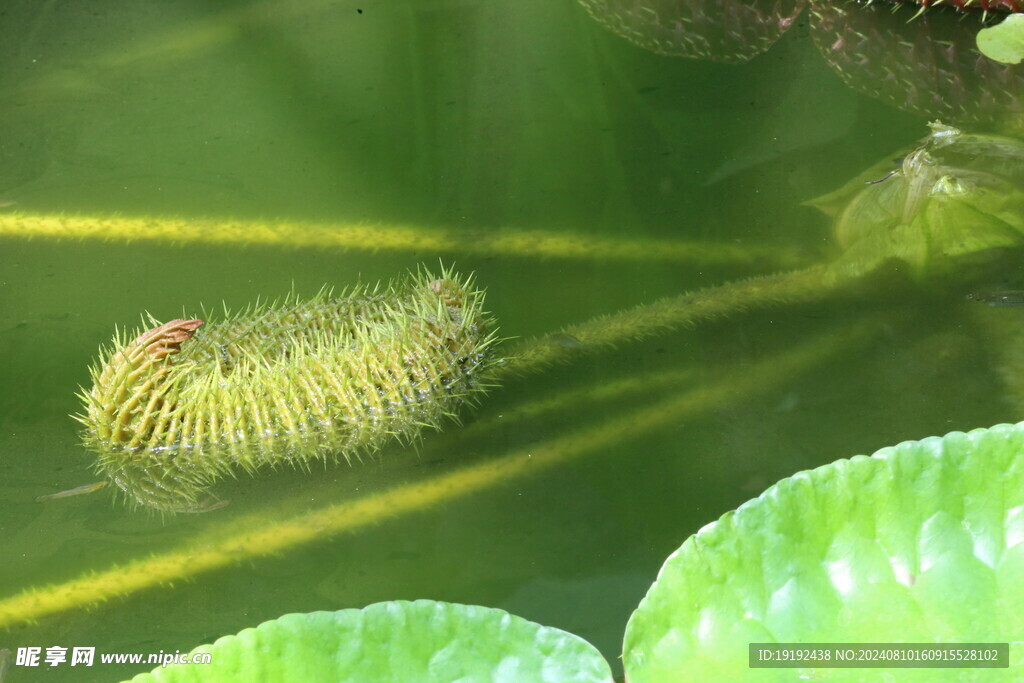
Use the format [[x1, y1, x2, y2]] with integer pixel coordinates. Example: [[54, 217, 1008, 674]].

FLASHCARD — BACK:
[[503, 265, 836, 376]]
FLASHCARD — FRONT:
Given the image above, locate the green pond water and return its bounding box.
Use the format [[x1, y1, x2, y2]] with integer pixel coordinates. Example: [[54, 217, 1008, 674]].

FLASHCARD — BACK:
[[0, 0, 1020, 680]]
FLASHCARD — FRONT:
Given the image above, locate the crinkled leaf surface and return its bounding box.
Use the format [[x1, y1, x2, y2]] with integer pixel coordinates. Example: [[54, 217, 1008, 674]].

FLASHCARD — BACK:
[[127, 600, 613, 682], [623, 423, 1024, 681], [826, 187, 1024, 282]]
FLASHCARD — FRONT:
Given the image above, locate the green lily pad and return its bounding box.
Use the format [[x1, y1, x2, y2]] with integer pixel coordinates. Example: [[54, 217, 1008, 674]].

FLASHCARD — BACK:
[[978, 14, 1024, 66], [623, 423, 1024, 681], [126, 600, 614, 682]]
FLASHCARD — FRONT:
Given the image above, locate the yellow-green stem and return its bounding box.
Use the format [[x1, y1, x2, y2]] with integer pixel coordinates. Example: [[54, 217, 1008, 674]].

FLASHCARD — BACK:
[[503, 265, 836, 375]]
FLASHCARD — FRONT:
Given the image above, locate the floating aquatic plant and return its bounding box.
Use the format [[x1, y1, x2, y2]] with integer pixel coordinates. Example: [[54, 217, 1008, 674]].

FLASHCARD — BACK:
[[623, 422, 1024, 680], [76, 268, 499, 512], [978, 13, 1024, 64], [125, 600, 614, 683]]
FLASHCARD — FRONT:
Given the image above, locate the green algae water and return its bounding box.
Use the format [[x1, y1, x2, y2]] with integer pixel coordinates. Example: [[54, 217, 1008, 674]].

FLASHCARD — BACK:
[[1, 0, 1021, 680]]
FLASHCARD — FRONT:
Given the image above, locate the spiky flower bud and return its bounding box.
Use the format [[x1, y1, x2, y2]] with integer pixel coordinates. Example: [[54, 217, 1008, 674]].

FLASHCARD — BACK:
[[76, 268, 499, 512]]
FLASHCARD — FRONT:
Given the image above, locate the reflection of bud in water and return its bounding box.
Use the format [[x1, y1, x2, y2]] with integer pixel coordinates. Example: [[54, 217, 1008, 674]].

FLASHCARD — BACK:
[[808, 122, 1024, 279], [575, 0, 805, 63]]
